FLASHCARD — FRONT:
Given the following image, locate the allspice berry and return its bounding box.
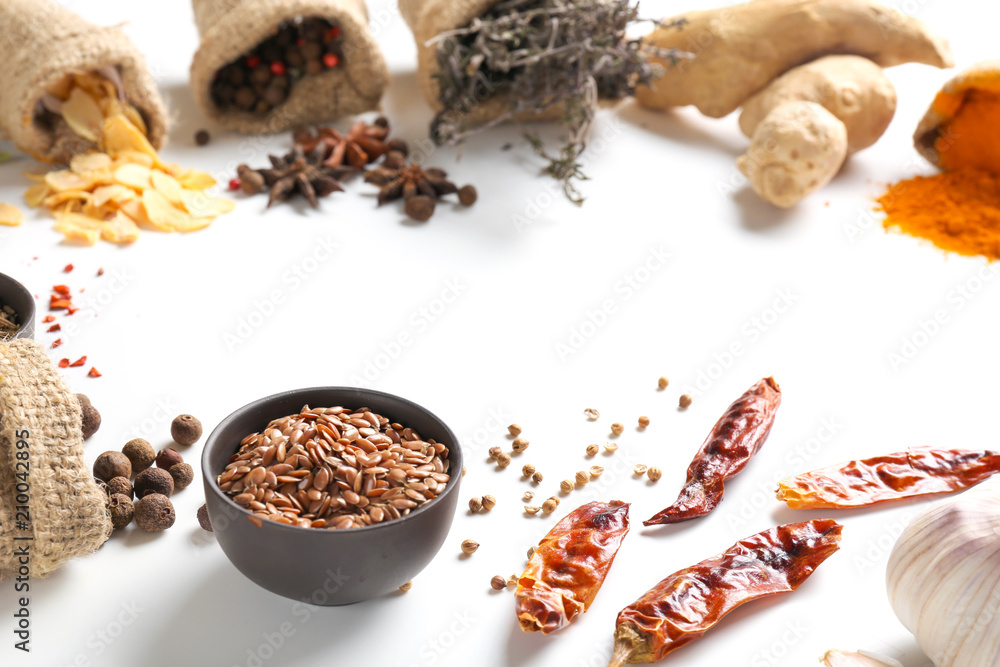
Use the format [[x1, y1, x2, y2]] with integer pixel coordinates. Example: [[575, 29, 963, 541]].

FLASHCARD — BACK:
[[156, 448, 184, 471], [135, 467, 174, 498], [108, 494, 134, 530], [195, 129, 211, 146], [80, 401, 101, 440], [197, 504, 213, 532], [458, 185, 478, 207], [169, 463, 194, 491], [405, 195, 436, 222], [170, 414, 203, 446], [94, 451, 131, 482], [134, 494, 175, 532], [122, 438, 155, 473], [106, 476, 133, 499]]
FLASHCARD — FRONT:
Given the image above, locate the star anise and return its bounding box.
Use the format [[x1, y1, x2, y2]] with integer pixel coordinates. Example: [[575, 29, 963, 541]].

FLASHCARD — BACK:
[[256, 147, 349, 208], [294, 118, 391, 170], [364, 159, 459, 207]]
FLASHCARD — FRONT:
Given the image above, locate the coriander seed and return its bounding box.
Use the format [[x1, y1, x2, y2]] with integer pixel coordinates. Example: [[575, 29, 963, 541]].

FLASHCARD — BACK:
[[658, 376, 669, 389], [491, 575, 507, 590], [638, 416, 650, 428], [108, 493, 134, 530], [575, 470, 589, 485], [135, 467, 174, 498], [531, 471, 543, 484], [488, 446, 502, 460], [634, 464, 648, 475], [507, 574, 518, 588], [560, 480, 574, 493], [197, 504, 213, 532], [155, 447, 183, 471], [522, 463, 536, 477], [122, 438, 155, 473], [469, 496, 483, 513], [604, 442, 618, 453], [399, 581, 413, 593], [512, 437, 529, 453], [527, 546, 536, 559], [461, 539, 480, 554], [611, 422, 624, 436], [169, 462, 194, 491], [523, 491, 535, 501], [134, 494, 175, 532], [94, 451, 131, 483], [589, 466, 604, 478], [679, 394, 693, 409], [171, 414, 203, 446], [586, 444, 599, 456], [482, 494, 497, 511], [508, 424, 522, 437], [584, 408, 600, 421], [648, 466, 662, 482], [542, 498, 558, 514], [496, 452, 512, 468], [524, 505, 541, 514]]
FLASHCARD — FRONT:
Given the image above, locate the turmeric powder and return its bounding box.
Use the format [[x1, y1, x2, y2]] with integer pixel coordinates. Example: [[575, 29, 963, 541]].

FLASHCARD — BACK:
[[879, 63, 1000, 259]]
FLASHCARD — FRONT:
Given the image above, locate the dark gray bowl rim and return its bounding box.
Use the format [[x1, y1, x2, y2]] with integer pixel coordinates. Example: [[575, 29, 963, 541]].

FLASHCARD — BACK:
[[202, 386, 462, 536], [0, 272, 34, 339]]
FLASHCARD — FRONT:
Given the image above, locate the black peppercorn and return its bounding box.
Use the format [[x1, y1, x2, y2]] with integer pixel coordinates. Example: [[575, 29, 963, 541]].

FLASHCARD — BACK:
[[197, 504, 213, 532], [135, 467, 174, 498], [134, 494, 175, 532], [80, 401, 101, 440], [122, 438, 155, 473], [108, 494, 134, 530], [195, 129, 211, 146], [170, 414, 203, 446], [106, 476, 133, 499], [169, 463, 194, 491], [93, 451, 131, 482], [156, 447, 183, 471]]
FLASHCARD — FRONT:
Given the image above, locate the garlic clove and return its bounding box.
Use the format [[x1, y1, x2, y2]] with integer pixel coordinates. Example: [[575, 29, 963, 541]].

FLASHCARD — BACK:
[[822, 649, 903, 667]]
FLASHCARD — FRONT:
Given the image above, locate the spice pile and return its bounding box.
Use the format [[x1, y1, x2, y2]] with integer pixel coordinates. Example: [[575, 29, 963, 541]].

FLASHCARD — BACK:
[[24, 71, 231, 244], [95, 414, 202, 533], [218, 406, 452, 529], [210, 17, 344, 115]]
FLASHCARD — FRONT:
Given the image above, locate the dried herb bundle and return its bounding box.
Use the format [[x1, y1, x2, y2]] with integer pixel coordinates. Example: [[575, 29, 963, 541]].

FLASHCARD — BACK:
[[431, 0, 686, 203]]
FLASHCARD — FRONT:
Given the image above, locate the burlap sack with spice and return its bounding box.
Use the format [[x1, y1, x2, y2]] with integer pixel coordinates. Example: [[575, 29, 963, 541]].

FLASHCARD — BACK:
[[0, 0, 168, 164], [399, 0, 563, 125], [0, 339, 111, 580], [914, 61, 1000, 167], [190, 0, 389, 134]]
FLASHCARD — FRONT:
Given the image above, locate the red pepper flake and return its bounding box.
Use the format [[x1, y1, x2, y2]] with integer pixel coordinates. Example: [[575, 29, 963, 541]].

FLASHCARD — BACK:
[[42, 315, 55, 323], [323, 53, 340, 69], [47, 323, 61, 333], [270, 61, 286, 76], [70, 356, 87, 367], [246, 55, 261, 68], [58, 358, 70, 368], [53, 285, 71, 296], [97, 268, 105, 277], [51, 338, 63, 348], [66, 307, 78, 315], [49, 300, 72, 310], [88, 367, 102, 378], [63, 264, 74, 273]]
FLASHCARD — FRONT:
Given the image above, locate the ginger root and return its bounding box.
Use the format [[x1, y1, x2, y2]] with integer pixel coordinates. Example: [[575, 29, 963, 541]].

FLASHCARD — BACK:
[[739, 55, 896, 154], [637, 0, 953, 117], [737, 101, 847, 208]]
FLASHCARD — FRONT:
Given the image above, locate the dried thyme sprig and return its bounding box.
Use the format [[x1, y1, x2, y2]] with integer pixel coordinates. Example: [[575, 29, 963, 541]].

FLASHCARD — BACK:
[[430, 0, 689, 204]]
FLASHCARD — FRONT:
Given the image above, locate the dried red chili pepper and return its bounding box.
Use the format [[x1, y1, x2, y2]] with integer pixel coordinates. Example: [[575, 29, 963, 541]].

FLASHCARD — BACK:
[[58, 358, 70, 368], [777, 448, 1000, 509], [516, 500, 629, 635], [53, 285, 70, 296], [51, 338, 63, 348], [644, 377, 781, 526], [42, 315, 55, 324], [63, 264, 73, 273], [69, 356, 87, 368], [608, 519, 842, 666], [46, 323, 61, 332]]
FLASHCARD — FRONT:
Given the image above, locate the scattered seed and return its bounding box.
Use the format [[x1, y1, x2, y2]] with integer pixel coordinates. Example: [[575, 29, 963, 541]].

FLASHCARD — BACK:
[[522, 463, 536, 477], [507, 574, 518, 588], [496, 452, 512, 468], [524, 505, 541, 514], [512, 437, 529, 453], [679, 394, 693, 409], [508, 424, 522, 437], [491, 575, 507, 590], [560, 480, 574, 493], [589, 466, 604, 478], [399, 581, 413, 593], [488, 446, 502, 460], [575, 470, 589, 485], [634, 464, 648, 475], [648, 466, 662, 482], [195, 129, 211, 146], [638, 416, 650, 429], [658, 376, 669, 389], [586, 444, 599, 456], [604, 442, 618, 453], [542, 498, 558, 514], [584, 408, 600, 421], [527, 545, 536, 559], [523, 491, 535, 501], [482, 494, 497, 511], [469, 496, 483, 512], [531, 471, 543, 484], [461, 539, 480, 554], [610, 423, 624, 436]]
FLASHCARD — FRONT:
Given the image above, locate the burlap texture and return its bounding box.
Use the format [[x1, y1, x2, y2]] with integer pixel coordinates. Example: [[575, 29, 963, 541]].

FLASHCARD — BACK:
[[0, 0, 168, 164], [0, 339, 111, 579], [190, 0, 389, 134], [399, 0, 564, 125], [914, 61, 1000, 167]]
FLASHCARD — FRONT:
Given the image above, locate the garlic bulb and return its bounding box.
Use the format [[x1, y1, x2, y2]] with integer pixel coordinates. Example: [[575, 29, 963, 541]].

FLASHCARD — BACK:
[[886, 482, 1000, 666], [822, 650, 902, 667]]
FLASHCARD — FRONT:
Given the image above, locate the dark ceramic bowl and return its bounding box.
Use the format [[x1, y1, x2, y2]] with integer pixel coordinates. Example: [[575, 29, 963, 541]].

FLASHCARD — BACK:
[[202, 387, 462, 605], [0, 272, 35, 340]]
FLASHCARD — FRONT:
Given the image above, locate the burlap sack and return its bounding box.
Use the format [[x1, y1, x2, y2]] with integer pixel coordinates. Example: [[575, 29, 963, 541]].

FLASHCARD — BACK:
[[914, 61, 1000, 167], [0, 0, 168, 164], [399, 0, 563, 125], [190, 0, 389, 134], [0, 339, 111, 579]]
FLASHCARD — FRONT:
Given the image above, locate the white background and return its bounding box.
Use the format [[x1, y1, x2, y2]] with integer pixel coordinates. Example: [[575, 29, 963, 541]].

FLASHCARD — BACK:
[[1, 0, 997, 666]]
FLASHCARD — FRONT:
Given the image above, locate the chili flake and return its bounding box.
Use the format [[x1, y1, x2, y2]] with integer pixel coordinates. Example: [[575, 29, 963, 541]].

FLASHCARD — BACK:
[[70, 356, 87, 367], [46, 323, 61, 332], [88, 367, 102, 378]]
